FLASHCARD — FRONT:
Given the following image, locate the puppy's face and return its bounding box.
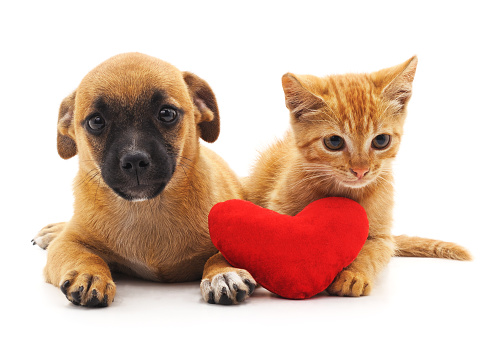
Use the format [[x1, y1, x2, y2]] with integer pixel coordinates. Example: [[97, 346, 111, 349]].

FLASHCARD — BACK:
[[83, 87, 181, 201], [56, 53, 220, 201]]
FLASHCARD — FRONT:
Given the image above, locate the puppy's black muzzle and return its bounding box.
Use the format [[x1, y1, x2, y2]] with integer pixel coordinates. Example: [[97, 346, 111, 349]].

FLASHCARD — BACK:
[[100, 126, 176, 201]]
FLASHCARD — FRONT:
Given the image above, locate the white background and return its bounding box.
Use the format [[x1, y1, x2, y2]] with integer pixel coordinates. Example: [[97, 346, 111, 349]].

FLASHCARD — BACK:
[[1, 1, 492, 348]]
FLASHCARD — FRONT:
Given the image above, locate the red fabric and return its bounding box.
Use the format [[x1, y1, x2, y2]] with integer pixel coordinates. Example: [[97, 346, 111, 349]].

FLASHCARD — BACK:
[[208, 197, 369, 299]]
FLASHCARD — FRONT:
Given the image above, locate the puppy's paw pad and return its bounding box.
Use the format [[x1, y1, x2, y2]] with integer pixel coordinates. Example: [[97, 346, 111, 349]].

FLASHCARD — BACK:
[[327, 270, 372, 297], [201, 271, 256, 305], [32, 222, 66, 249]]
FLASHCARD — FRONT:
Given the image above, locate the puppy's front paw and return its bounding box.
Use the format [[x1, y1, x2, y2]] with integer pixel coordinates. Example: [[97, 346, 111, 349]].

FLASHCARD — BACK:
[[200, 270, 256, 305], [32, 222, 66, 249], [327, 269, 372, 297], [60, 270, 116, 307]]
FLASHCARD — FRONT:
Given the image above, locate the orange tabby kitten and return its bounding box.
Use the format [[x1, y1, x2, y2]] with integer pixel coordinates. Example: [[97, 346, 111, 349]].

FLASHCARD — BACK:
[[244, 56, 471, 297]]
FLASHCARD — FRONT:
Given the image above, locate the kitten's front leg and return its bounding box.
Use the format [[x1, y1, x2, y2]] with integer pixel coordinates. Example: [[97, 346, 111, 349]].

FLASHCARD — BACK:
[[327, 235, 394, 297]]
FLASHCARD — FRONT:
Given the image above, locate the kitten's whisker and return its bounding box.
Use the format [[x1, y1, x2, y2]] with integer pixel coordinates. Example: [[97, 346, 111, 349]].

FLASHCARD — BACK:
[[295, 173, 333, 187], [375, 175, 394, 187]]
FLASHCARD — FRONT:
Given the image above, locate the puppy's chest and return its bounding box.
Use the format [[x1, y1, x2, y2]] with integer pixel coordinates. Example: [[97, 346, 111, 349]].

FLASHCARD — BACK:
[[105, 215, 215, 282]]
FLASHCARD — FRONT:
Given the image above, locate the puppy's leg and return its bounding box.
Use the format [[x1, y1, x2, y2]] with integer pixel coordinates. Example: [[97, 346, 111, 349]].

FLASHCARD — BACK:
[[32, 222, 66, 249], [201, 252, 256, 305], [45, 233, 116, 307]]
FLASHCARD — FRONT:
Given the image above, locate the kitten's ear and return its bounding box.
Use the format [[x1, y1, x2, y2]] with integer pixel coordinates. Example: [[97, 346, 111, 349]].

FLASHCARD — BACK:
[[57, 90, 78, 159], [371, 56, 418, 110], [282, 73, 326, 119]]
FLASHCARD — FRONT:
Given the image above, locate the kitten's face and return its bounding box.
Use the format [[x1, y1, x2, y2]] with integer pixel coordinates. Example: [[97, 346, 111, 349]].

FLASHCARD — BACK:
[[283, 57, 417, 189]]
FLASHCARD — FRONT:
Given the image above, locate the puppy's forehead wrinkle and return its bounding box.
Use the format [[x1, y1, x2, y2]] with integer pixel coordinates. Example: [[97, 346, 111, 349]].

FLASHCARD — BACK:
[[106, 88, 158, 112], [93, 97, 108, 113], [151, 90, 166, 104]]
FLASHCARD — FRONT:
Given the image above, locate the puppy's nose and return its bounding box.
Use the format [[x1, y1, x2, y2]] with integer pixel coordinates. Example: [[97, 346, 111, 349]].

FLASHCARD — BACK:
[[350, 167, 369, 179], [120, 152, 151, 173]]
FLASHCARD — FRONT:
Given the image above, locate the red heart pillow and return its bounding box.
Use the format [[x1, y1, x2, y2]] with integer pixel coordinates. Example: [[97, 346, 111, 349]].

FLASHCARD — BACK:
[[208, 197, 368, 299]]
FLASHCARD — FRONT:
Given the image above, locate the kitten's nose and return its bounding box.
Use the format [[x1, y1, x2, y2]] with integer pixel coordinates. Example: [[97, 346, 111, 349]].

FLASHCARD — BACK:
[[350, 167, 370, 179]]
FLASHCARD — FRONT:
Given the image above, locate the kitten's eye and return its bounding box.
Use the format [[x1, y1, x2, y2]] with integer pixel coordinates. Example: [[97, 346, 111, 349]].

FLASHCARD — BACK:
[[159, 106, 178, 123], [324, 135, 345, 151], [87, 114, 106, 131], [372, 134, 391, 149]]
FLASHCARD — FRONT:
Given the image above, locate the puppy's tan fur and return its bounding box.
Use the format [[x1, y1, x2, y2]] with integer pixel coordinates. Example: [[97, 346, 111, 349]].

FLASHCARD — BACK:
[[35, 53, 255, 306]]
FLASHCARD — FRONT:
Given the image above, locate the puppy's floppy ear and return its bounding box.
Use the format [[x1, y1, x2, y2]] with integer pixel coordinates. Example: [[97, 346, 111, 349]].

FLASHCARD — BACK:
[[57, 90, 77, 159], [183, 72, 220, 143]]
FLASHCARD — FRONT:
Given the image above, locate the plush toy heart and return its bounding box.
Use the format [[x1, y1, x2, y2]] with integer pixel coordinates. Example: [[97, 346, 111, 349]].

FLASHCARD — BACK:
[[208, 197, 369, 299]]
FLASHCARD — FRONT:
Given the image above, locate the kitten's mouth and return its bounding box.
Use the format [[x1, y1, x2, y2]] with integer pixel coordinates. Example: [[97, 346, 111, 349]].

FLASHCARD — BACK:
[[340, 177, 373, 189]]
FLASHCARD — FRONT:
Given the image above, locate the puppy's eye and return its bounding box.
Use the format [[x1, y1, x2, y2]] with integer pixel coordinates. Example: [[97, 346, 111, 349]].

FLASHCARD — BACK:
[[88, 114, 106, 130], [372, 134, 391, 149], [159, 107, 178, 123], [324, 135, 345, 151]]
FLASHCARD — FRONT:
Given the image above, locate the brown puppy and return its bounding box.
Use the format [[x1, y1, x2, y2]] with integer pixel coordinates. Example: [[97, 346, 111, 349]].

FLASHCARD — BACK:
[[33, 53, 255, 306]]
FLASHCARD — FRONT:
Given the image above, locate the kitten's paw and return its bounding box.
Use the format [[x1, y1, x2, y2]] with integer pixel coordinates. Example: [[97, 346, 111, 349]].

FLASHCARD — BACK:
[[32, 222, 66, 249], [327, 270, 372, 297], [60, 270, 116, 307], [200, 270, 256, 305]]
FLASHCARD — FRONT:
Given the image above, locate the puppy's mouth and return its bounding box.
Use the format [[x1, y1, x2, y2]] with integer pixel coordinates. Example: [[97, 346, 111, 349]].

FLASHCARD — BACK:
[[112, 182, 167, 202]]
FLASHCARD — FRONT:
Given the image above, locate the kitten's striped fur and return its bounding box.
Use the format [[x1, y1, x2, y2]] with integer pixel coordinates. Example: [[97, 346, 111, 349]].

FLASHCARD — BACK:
[[244, 57, 471, 297]]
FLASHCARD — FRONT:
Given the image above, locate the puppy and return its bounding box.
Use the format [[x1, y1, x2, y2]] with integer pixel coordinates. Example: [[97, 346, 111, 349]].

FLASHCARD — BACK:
[[33, 53, 255, 306]]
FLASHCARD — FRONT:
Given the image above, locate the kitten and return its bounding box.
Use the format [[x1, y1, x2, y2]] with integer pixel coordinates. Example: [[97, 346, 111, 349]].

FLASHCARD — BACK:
[[243, 56, 471, 297]]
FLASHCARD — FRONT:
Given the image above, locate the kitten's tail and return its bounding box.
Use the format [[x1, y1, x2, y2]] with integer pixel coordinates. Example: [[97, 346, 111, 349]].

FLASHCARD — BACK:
[[393, 235, 472, 261]]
